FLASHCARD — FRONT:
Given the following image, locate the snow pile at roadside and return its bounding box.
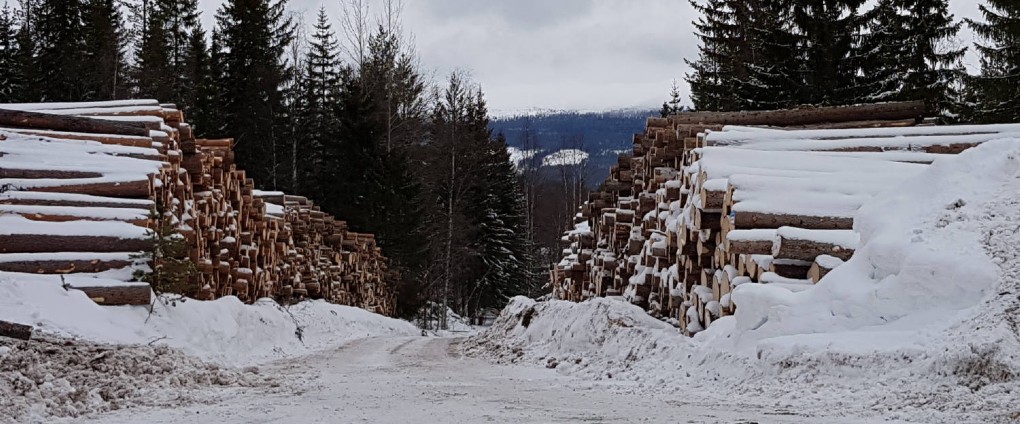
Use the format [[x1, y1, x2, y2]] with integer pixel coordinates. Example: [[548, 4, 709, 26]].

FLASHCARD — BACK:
[[0, 277, 418, 367], [0, 336, 277, 424], [469, 141, 1020, 423]]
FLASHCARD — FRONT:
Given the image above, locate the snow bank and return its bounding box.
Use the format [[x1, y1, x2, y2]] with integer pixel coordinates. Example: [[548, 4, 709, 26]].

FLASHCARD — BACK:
[[0, 278, 418, 367]]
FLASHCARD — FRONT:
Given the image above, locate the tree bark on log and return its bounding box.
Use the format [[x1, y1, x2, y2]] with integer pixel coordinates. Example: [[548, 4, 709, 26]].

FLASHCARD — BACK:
[[770, 262, 811, 279], [0, 196, 153, 209], [733, 211, 854, 230], [666, 101, 926, 126], [0, 320, 32, 340], [0, 109, 150, 136], [0, 168, 103, 179], [28, 179, 151, 198], [0, 257, 134, 273], [726, 239, 773, 255], [0, 235, 151, 253], [74, 284, 151, 306], [773, 236, 856, 262]]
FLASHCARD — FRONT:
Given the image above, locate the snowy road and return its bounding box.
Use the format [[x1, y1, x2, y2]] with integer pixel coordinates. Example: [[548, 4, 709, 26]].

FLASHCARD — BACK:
[[75, 336, 887, 424]]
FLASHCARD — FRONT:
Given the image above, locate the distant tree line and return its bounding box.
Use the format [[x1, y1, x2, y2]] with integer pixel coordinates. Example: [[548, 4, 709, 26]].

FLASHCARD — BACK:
[[0, 0, 540, 320], [683, 0, 1020, 124]]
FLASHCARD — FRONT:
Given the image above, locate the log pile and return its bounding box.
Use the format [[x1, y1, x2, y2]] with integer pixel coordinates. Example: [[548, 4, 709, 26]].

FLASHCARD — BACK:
[[552, 101, 1020, 334], [0, 100, 394, 315]]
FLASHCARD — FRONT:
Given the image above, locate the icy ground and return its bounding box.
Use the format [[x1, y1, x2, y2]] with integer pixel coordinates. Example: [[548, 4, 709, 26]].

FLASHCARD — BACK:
[[58, 336, 907, 424]]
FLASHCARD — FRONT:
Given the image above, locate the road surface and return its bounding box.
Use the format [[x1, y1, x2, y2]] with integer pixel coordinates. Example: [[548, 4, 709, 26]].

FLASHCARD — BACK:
[[76, 336, 884, 423]]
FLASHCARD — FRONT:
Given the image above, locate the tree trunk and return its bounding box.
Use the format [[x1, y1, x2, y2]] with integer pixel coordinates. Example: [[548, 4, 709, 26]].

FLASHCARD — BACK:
[[27, 179, 152, 198]]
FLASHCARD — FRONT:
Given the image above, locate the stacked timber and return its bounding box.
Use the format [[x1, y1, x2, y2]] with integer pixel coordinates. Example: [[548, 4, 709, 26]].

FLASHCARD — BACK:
[[0, 100, 394, 315], [551, 101, 1020, 334]]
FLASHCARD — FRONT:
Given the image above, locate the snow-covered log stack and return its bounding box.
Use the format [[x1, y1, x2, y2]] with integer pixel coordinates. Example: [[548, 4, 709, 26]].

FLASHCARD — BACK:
[[0, 100, 395, 315], [552, 101, 1020, 334]]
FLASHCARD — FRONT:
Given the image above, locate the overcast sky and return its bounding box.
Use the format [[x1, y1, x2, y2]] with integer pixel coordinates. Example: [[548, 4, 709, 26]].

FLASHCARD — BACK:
[[197, 1, 985, 113]]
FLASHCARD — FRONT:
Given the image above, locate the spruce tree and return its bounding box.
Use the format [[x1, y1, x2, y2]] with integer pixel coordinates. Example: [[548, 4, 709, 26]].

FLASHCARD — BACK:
[[792, 0, 867, 105], [0, 3, 20, 102], [135, 0, 202, 108], [215, 0, 295, 188], [34, 0, 88, 100], [13, 1, 40, 102], [967, 0, 1020, 123], [189, 28, 225, 137], [861, 0, 965, 115], [81, 0, 127, 100], [740, 0, 801, 110], [295, 7, 342, 193], [686, 0, 742, 111]]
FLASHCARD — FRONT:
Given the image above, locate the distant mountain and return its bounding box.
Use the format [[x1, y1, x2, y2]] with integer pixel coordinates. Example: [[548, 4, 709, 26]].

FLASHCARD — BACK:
[[490, 109, 655, 186]]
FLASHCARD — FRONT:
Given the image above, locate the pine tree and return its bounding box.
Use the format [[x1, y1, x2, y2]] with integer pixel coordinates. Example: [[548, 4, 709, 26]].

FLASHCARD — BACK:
[[861, 0, 965, 115], [793, 0, 867, 106], [81, 0, 127, 100], [215, 0, 295, 188], [0, 3, 21, 102], [967, 0, 1020, 123]]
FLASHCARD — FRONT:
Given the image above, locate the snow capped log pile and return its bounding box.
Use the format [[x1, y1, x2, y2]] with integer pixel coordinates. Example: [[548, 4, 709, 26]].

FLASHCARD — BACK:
[[552, 101, 1020, 334], [0, 100, 394, 315]]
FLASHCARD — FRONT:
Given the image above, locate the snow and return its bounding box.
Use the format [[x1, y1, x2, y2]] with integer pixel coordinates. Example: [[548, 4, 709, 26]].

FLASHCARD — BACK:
[[506, 146, 539, 167], [814, 254, 845, 269], [0, 277, 418, 368], [541, 149, 589, 167], [726, 228, 775, 242]]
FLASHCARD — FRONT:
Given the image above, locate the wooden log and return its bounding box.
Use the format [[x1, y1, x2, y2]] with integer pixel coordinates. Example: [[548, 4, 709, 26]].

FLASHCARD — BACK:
[[725, 229, 775, 255], [808, 255, 845, 283], [0, 319, 32, 340], [0, 193, 155, 209], [0, 108, 150, 136], [27, 179, 152, 198], [772, 228, 858, 262], [0, 168, 103, 179], [667, 101, 926, 127], [733, 211, 854, 230], [74, 283, 151, 306], [770, 260, 812, 279], [0, 255, 134, 273], [0, 235, 152, 253], [2, 129, 155, 148]]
